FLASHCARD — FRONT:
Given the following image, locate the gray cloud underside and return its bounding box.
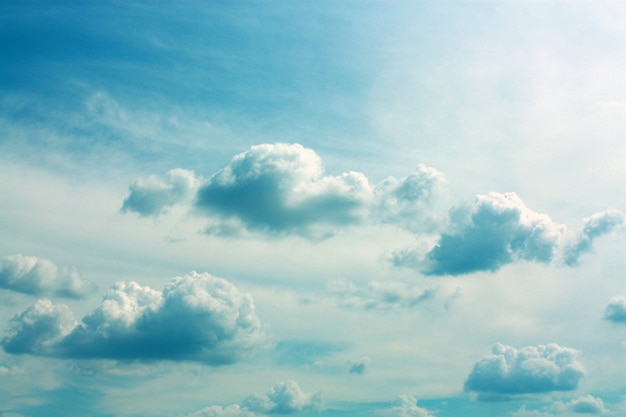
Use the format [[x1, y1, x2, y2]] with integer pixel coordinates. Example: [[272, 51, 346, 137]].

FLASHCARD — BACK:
[[465, 343, 585, 400], [2, 272, 265, 364], [0, 254, 96, 299], [122, 143, 445, 238], [603, 295, 626, 323], [394, 192, 624, 276]]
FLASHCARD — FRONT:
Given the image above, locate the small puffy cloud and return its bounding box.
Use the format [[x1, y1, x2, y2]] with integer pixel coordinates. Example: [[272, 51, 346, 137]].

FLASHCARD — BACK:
[[0, 254, 96, 299], [190, 405, 257, 417], [348, 357, 370, 374], [512, 395, 608, 417], [2, 272, 265, 364], [242, 380, 322, 414], [419, 192, 565, 276], [563, 209, 625, 265], [465, 343, 585, 400], [326, 279, 435, 310], [123, 143, 445, 238], [386, 395, 436, 417], [121, 168, 199, 217], [604, 295, 626, 323]]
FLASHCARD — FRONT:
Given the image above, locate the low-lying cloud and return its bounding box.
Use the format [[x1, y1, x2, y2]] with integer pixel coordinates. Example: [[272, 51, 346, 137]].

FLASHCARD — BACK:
[[465, 343, 585, 400], [2, 272, 265, 364], [191, 380, 321, 416], [122, 143, 445, 238], [603, 295, 626, 323], [512, 394, 608, 416], [0, 254, 96, 299]]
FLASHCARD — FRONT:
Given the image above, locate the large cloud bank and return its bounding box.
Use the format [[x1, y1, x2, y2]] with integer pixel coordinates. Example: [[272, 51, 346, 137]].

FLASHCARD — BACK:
[[191, 380, 321, 416], [0, 254, 96, 299], [2, 272, 265, 364], [122, 143, 445, 238], [393, 192, 624, 275], [465, 343, 585, 400]]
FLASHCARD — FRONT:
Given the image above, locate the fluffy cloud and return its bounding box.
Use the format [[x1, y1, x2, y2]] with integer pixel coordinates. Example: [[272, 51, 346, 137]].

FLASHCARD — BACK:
[[0, 254, 96, 299], [242, 380, 322, 414], [603, 295, 626, 323], [393, 192, 624, 276], [2, 272, 265, 364], [386, 395, 436, 417], [348, 357, 370, 374], [122, 143, 445, 238], [563, 209, 625, 266], [190, 380, 321, 417], [511, 395, 608, 416], [465, 343, 585, 400], [326, 279, 435, 310], [121, 168, 199, 217], [420, 192, 565, 275]]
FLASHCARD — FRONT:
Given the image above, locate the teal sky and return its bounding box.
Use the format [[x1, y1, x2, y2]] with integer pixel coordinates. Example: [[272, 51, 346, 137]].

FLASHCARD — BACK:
[[1, 1, 625, 417]]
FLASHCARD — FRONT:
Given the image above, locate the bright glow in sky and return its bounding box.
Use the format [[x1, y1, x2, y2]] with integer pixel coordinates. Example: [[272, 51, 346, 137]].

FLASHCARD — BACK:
[[1, 1, 625, 417]]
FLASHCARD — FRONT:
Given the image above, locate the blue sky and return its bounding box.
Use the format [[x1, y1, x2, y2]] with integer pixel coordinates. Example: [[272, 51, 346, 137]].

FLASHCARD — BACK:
[[1, 1, 625, 416]]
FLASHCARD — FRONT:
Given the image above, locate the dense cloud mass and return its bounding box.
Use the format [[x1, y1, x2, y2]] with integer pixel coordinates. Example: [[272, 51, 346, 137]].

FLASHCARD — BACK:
[[121, 168, 199, 216], [122, 143, 445, 238], [2, 272, 265, 364], [0, 254, 96, 299], [603, 295, 626, 323], [326, 279, 435, 310], [465, 343, 585, 399]]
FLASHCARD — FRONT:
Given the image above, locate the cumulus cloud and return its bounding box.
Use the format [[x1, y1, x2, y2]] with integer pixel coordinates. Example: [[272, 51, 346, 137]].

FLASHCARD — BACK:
[[121, 168, 199, 217], [242, 380, 322, 414], [465, 343, 585, 400], [511, 395, 608, 416], [0, 254, 96, 298], [122, 143, 445, 238], [419, 192, 565, 276], [603, 295, 626, 323], [2, 272, 265, 364], [385, 395, 436, 417], [563, 209, 625, 266], [326, 279, 435, 310], [392, 192, 624, 276]]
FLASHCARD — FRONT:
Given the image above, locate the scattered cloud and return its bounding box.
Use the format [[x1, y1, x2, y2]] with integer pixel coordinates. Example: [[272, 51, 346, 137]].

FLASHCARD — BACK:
[[121, 168, 200, 217], [392, 193, 624, 276], [2, 272, 265, 364], [191, 380, 321, 417], [563, 210, 625, 266], [348, 357, 370, 375], [0, 254, 96, 299], [603, 296, 626, 323], [122, 143, 445, 239], [465, 343, 585, 400], [383, 395, 436, 417], [326, 279, 435, 310], [511, 395, 608, 416], [242, 380, 322, 414]]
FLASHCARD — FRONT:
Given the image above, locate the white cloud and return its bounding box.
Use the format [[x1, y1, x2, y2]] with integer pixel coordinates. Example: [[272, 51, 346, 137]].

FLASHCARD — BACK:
[[121, 168, 199, 217], [326, 279, 435, 310], [122, 143, 445, 239], [2, 272, 265, 364], [190, 405, 257, 417], [387, 395, 436, 417], [511, 395, 608, 416], [604, 295, 626, 323], [242, 380, 322, 414], [465, 343, 585, 399], [563, 210, 625, 266], [0, 254, 96, 298]]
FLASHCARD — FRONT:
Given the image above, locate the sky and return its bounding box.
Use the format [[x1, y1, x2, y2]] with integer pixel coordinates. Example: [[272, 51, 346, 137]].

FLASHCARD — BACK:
[[0, 1, 625, 416]]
